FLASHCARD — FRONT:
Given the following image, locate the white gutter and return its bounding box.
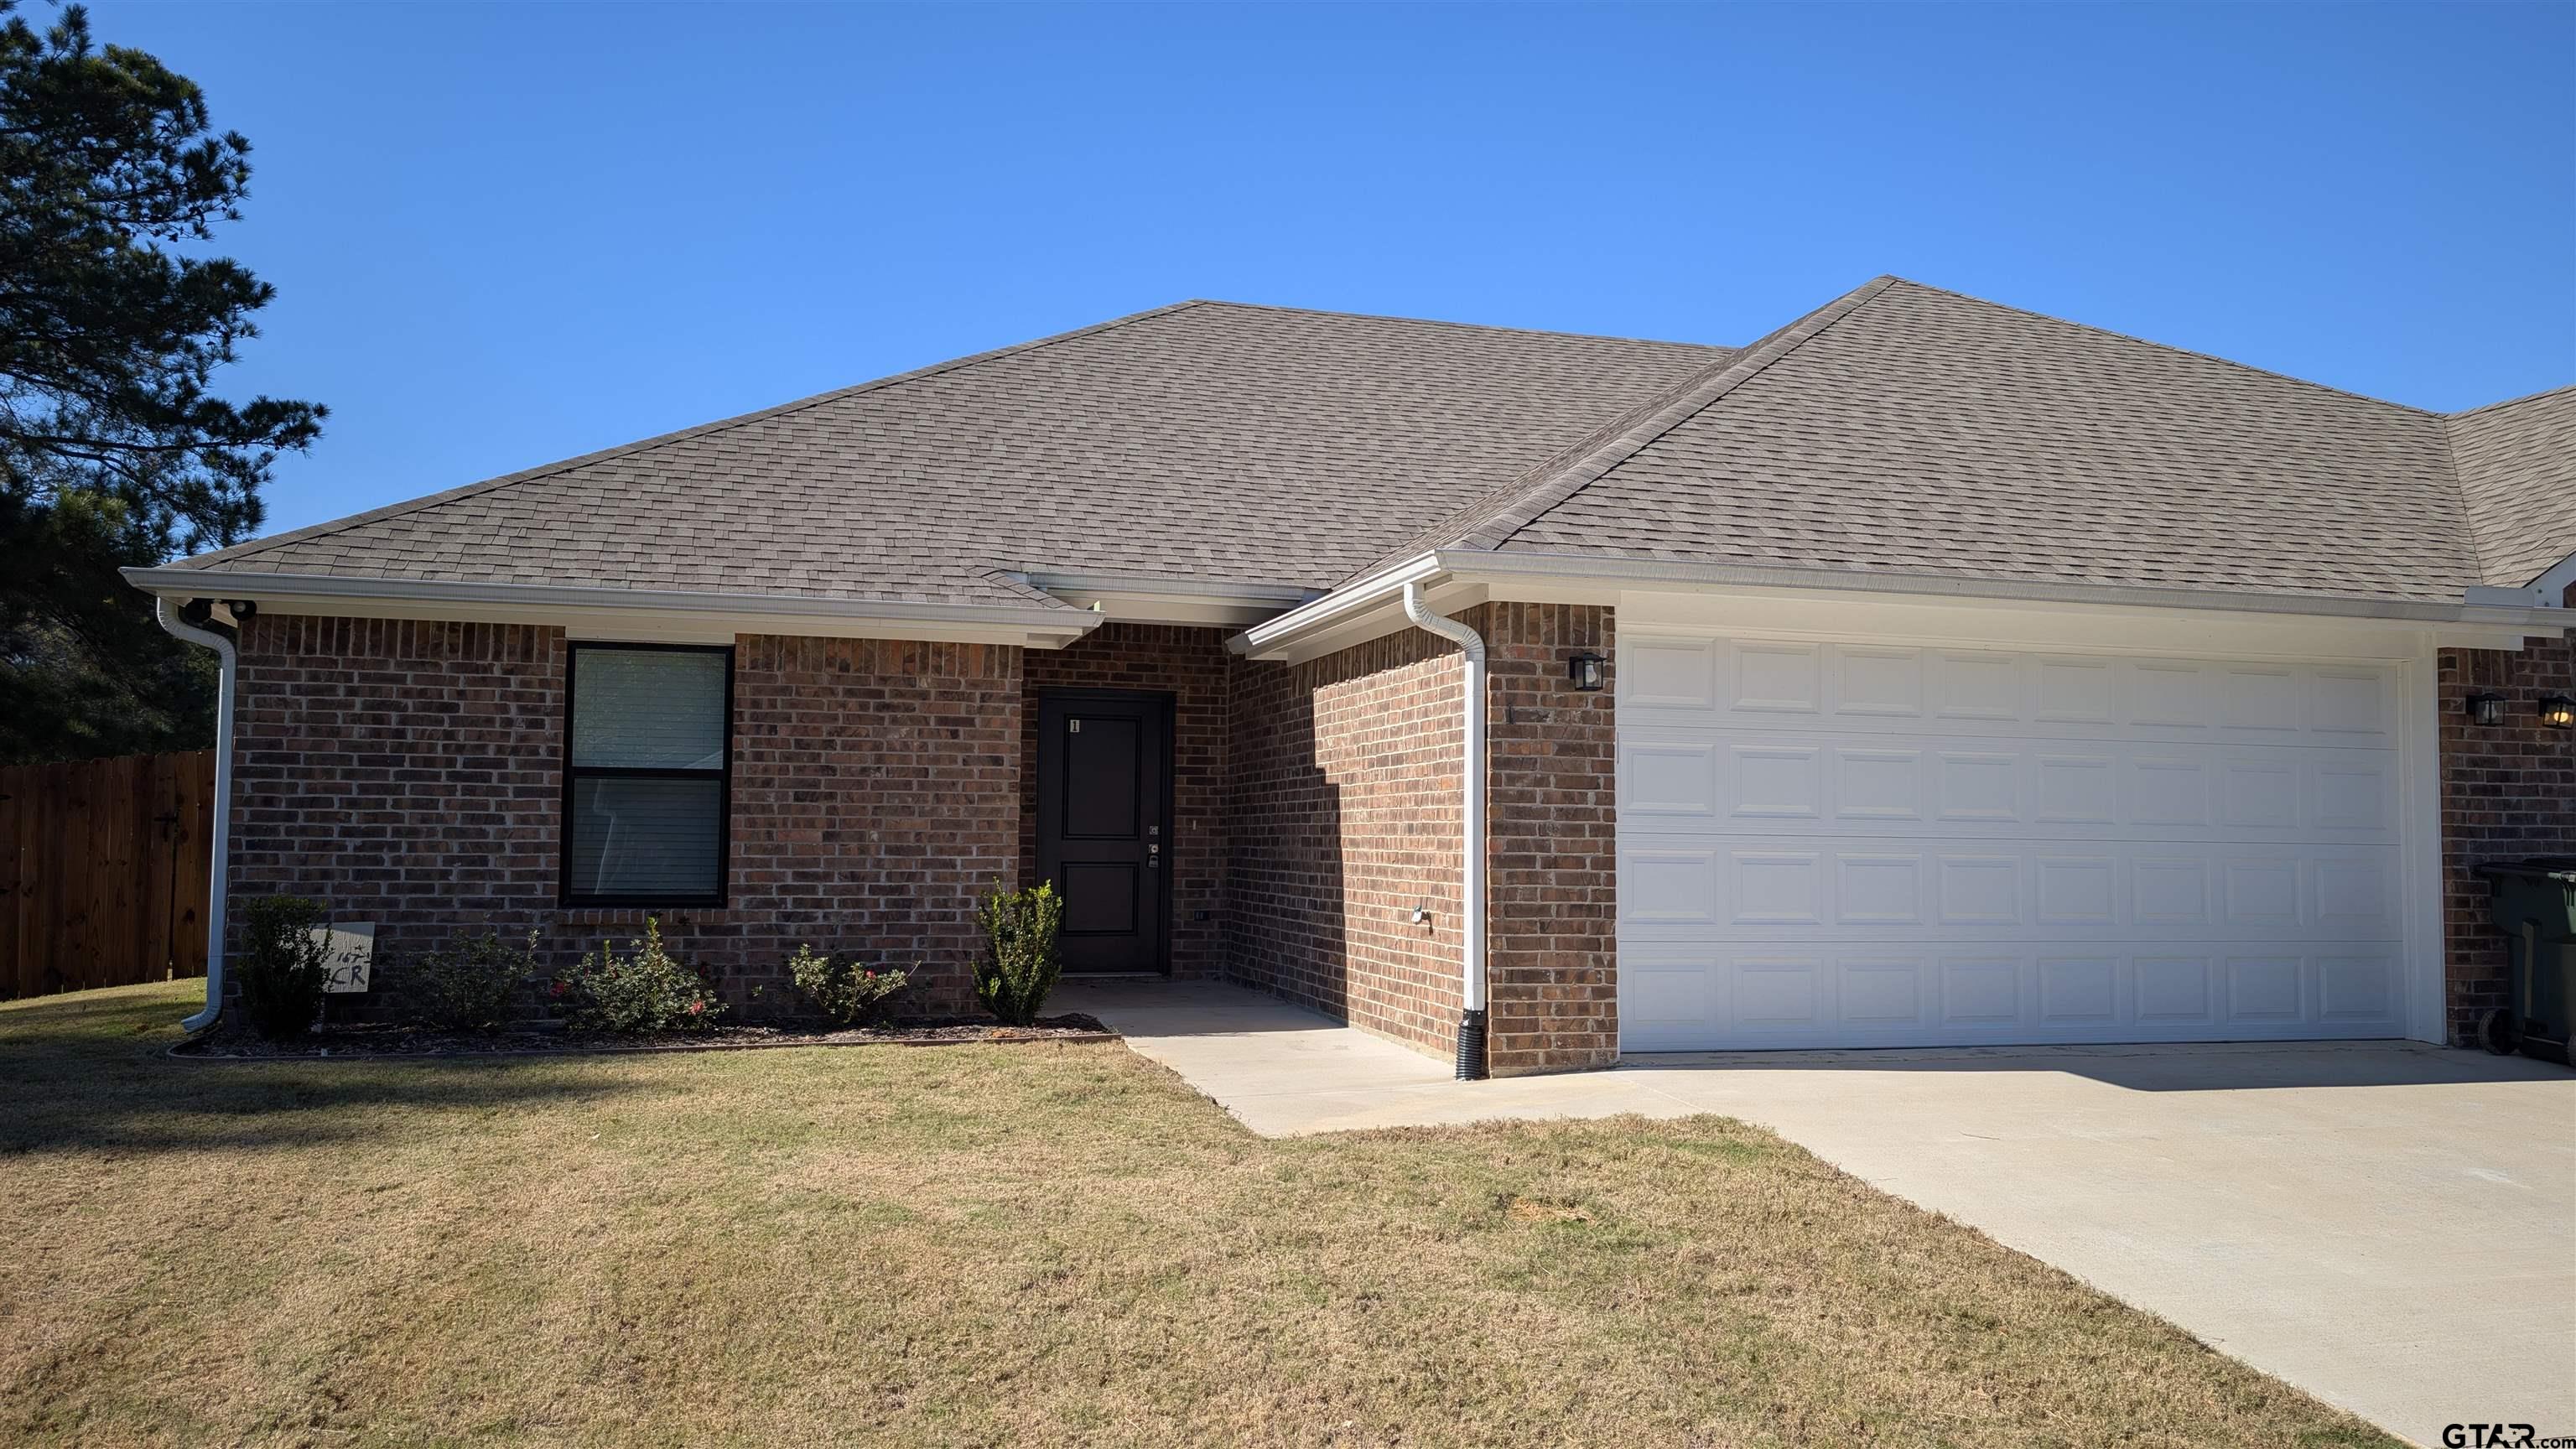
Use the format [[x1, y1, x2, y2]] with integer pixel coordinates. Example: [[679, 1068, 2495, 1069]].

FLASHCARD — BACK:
[[152, 598, 236, 1033], [1400, 580, 1488, 1080], [121, 569, 1101, 639], [1240, 548, 2570, 659], [1233, 552, 1446, 655], [1467, 549, 2573, 626], [1014, 571, 1322, 607]]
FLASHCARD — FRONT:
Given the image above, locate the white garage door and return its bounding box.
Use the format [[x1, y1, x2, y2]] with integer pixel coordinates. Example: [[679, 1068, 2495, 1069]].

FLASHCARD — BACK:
[[1617, 633, 2409, 1051]]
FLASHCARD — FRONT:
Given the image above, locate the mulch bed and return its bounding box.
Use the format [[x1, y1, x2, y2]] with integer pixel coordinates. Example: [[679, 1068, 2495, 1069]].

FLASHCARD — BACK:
[[170, 1014, 1115, 1061]]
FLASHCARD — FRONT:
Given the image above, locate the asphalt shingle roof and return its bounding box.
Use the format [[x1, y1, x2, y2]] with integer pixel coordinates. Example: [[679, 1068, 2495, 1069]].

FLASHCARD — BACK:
[[2448, 386, 2576, 589], [172, 302, 1724, 605], [171, 280, 2572, 611], [1449, 278, 2566, 604]]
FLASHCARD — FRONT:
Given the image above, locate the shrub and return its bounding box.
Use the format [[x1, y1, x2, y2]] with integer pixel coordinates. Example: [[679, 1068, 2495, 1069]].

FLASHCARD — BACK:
[[236, 895, 331, 1039], [787, 946, 911, 1029], [408, 927, 541, 1032], [553, 918, 724, 1034], [973, 880, 1063, 1027]]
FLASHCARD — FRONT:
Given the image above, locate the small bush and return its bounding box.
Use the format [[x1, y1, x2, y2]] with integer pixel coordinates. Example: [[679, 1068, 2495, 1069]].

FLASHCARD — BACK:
[[787, 946, 911, 1028], [408, 928, 541, 1032], [974, 880, 1063, 1027], [553, 917, 724, 1034], [236, 895, 331, 1039]]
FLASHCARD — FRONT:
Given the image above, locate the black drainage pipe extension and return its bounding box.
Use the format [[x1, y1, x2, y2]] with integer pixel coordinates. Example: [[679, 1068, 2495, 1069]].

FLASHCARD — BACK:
[[1455, 1008, 1488, 1081]]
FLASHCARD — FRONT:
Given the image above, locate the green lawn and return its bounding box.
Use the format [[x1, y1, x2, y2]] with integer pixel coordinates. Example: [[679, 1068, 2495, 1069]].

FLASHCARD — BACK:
[[1, 980, 2396, 1448]]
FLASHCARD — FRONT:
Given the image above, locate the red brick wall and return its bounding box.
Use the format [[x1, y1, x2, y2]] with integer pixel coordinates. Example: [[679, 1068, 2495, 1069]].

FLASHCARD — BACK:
[[1021, 625, 1229, 976], [226, 616, 1023, 1017], [727, 635, 1022, 1011], [1480, 604, 1618, 1076], [2438, 600, 2576, 1043], [231, 617, 565, 953], [1226, 629, 1465, 1057], [1223, 605, 1623, 1074]]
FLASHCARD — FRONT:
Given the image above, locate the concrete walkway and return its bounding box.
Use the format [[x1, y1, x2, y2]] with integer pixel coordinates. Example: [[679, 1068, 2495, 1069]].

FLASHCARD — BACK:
[[1057, 977, 2576, 1448]]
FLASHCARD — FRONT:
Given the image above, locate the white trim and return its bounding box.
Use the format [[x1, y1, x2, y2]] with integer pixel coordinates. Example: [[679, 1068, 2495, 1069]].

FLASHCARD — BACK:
[[1016, 571, 1318, 605], [122, 569, 1102, 648], [1616, 589, 2522, 663], [2467, 548, 2576, 608], [1235, 548, 2572, 662], [2397, 637, 2447, 1043], [2540, 552, 2576, 603], [1017, 571, 1320, 627], [1233, 552, 1447, 657]]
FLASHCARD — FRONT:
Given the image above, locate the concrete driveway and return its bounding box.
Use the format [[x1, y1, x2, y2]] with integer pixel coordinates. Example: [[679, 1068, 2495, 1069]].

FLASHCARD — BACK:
[[1061, 979, 2576, 1447]]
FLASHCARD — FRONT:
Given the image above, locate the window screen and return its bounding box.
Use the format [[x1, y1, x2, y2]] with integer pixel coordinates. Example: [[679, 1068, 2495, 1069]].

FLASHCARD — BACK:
[[564, 645, 730, 904]]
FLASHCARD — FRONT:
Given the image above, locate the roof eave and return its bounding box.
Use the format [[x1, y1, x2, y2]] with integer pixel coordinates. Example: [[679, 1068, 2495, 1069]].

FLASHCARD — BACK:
[[122, 568, 1104, 649], [1233, 548, 2570, 662]]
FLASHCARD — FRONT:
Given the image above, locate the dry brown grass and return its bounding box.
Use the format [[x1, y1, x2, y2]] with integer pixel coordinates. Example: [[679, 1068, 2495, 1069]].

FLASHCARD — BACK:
[[2, 980, 2396, 1448]]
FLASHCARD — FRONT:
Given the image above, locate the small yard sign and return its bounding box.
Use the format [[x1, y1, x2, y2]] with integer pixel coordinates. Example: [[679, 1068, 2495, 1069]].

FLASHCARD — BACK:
[[314, 922, 376, 994]]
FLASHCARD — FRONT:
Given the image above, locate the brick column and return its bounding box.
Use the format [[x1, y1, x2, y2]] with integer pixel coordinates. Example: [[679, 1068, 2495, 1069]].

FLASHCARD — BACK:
[[2437, 584, 2576, 1042], [1479, 603, 1618, 1075]]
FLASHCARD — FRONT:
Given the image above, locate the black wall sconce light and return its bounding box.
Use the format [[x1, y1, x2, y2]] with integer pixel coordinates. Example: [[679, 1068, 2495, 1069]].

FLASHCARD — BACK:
[[1567, 652, 1607, 692], [2464, 693, 2507, 727], [2540, 694, 2575, 730]]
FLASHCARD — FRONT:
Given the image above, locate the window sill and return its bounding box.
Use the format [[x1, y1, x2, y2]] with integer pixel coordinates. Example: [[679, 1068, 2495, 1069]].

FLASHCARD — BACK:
[[558, 906, 734, 927]]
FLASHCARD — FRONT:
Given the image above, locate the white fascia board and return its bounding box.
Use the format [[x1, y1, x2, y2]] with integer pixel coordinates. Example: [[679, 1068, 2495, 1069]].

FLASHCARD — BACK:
[[1230, 548, 2571, 662], [1231, 552, 1448, 657], [1469, 549, 2570, 626], [1620, 588, 2563, 662], [2466, 547, 2576, 608], [1015, 571, 1320, 627], [121, 569, 1103, 648]]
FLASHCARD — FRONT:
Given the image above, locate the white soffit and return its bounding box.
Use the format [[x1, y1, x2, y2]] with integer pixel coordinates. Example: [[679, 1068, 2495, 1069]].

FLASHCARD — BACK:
[[120, 569, 1102, 649], [1233, 548, 2568, 663], [1017, 572, 1318, 628]]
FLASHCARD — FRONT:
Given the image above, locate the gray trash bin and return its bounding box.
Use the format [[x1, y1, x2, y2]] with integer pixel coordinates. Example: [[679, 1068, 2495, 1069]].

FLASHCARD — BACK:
[[2475, 859, 2576, 1063]]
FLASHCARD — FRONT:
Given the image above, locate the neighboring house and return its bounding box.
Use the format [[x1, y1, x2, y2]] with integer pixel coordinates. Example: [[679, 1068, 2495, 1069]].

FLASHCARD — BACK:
[[128, 277, 2576, 1076]]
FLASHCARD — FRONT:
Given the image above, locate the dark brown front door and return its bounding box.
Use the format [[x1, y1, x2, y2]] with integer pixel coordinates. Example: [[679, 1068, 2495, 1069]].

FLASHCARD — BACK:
[[1035, 689, 1173, 974]]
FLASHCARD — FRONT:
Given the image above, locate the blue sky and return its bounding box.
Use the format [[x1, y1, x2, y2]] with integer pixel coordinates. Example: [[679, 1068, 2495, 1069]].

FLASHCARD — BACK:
[[92, 1, 2576, 542]]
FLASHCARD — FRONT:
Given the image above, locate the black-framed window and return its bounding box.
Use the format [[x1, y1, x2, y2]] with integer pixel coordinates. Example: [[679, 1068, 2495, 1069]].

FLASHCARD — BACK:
[[562, 642, 733, 907]]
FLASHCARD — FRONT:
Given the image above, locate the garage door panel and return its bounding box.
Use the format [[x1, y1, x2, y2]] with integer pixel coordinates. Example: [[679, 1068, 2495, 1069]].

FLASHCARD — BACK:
[[1622, 944, 2404, 1049], [2319, 953, 2398, 1021], [1619, 838, 2398, 942], [1621, 637, 2398, 750], [2225, 954, 2304, 1023], [1621, 947, 1722, 1042], [1623, 849, 1722, 925], [1618, 634, 2407, 1050], [1620, 731, 2397, 844]]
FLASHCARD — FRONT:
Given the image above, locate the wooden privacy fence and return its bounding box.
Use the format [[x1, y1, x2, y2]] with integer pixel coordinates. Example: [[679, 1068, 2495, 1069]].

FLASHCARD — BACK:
[[1, 750, 214, 999]]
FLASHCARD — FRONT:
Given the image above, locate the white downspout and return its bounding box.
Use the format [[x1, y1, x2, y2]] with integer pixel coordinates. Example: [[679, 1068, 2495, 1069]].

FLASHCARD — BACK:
[[1401, 582, 1488, 1079], [153, 597, 235, 1032]]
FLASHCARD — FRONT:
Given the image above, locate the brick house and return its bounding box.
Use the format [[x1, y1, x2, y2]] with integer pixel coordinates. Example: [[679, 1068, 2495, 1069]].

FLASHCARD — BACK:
[[131, 277, 2574, 1076]]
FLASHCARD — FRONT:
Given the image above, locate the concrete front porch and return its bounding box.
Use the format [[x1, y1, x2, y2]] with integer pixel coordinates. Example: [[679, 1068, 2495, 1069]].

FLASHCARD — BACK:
[[1055, 976, 2576, 1446], [1056, 976, 1689, 1134]]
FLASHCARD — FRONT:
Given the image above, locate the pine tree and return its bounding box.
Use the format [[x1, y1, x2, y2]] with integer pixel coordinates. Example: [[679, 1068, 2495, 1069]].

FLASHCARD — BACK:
[[0, 2, 322, 763]]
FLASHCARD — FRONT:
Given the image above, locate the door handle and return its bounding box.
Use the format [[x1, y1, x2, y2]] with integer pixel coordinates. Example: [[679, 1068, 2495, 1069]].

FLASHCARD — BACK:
[[1147, 843, 1160, 870]]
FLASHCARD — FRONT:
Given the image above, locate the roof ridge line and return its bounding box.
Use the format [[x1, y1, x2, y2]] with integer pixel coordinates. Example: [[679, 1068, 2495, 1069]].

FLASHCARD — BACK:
[[174, 300, 1213, 571], [2447, 381, 2576, 420], [1453, 275, 1901, 554], [2434, 409, 2488, 584], [1178, 298, 1727, 353], [1888, 277, 2444, 418]]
